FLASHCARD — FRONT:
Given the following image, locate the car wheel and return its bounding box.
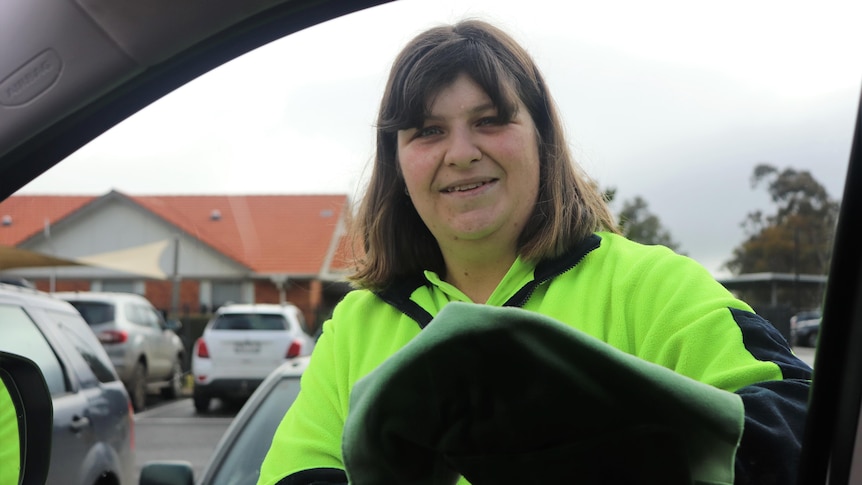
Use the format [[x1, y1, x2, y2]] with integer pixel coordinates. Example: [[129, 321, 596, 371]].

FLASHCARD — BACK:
[[806, 331, 819, 348], [160, 358, 183, 400], [193, 393, 211, 413], [129, 361, 148, 412]]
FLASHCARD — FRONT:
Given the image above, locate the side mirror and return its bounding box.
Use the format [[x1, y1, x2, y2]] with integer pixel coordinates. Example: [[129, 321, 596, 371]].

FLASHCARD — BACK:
[[139, 461, 195, 485], [0, 351, 53, 485]]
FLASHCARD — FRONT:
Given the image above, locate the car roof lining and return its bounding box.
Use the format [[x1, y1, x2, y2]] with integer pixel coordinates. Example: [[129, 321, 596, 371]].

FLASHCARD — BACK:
[[0, 0, 393, 199], [0, 0, 292, 158], [75, 0, 287, 65]]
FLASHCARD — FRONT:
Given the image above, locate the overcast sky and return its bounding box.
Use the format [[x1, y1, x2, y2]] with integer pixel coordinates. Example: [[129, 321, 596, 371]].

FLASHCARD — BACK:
[[16, 0, 862, 277]]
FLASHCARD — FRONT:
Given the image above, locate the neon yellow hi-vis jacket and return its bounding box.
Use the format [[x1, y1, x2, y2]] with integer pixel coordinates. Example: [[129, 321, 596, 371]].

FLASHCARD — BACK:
[[0, 376, 21, 485], [258, 232, 812, 485]]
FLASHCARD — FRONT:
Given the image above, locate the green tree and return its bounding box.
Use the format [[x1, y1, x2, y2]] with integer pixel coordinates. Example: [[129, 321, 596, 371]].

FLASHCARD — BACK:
[[608, 190, 683, 253], [726, 164, 838, 275], [724, 164, 839, 311]]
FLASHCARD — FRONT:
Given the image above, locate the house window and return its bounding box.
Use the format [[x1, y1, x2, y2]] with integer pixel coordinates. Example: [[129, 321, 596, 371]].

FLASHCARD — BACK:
[[100, 280, 140, 294], [212, 281, 243, 309]]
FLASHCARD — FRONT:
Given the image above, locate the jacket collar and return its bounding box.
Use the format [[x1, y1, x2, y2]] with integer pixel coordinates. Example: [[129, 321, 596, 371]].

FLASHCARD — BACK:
[[375, 234, 603, 328]]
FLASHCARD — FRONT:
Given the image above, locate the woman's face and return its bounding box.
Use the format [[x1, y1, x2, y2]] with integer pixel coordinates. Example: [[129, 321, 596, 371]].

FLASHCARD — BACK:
[[396, 74, 540, 256]]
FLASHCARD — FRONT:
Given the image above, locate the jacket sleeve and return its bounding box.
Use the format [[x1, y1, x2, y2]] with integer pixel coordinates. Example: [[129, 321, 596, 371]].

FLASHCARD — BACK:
[[729, 308, 812, 485], [614, 243, 813, 485], [572, 236, 812, 484], [257, 318, 348, 485]]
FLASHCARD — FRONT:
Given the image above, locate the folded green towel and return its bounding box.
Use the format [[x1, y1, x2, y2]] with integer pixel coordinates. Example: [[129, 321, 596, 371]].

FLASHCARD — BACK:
[[342, 302, 744, 485]]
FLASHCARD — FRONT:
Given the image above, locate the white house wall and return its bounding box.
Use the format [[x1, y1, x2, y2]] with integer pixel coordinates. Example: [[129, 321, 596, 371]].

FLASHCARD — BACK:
[[10, 196, 250, 280]]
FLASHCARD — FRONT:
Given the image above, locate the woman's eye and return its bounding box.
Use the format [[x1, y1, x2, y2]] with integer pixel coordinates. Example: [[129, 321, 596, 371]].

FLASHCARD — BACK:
[[477, 116, 503, 127], [416, 126, 443, 138]]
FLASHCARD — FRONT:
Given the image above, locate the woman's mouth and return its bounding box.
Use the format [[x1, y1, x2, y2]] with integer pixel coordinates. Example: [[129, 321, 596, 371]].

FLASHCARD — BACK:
[[442, 179, 495, 193]]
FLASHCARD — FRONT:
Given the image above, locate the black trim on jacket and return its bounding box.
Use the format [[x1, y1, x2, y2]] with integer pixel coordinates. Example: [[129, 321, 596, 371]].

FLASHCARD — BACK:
[[374, 234, 603, 328], [730, 308, 812, 485], [274, 467, 347, 485]]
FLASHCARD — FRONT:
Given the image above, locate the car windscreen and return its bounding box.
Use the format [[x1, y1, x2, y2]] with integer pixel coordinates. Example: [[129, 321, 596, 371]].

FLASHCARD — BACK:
[[66, 301, 115, 326], [212, 313, 288, 331], [208, 376, 302, 485]]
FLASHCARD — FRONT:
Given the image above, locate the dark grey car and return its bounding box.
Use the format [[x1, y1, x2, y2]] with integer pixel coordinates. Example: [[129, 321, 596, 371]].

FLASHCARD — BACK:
[[0, 282, 135, 485], [792, 317, 821, 348]]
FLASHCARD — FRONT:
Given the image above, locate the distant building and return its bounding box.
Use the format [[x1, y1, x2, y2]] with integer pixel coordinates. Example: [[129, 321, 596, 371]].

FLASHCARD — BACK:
[[717, 272, 828, 340], [717, 272, 828, 307], [0, 190, 356, 331]]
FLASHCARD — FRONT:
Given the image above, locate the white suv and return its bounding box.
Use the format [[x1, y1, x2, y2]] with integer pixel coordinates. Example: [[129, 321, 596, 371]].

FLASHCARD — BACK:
[[192, 302, 315, 413]]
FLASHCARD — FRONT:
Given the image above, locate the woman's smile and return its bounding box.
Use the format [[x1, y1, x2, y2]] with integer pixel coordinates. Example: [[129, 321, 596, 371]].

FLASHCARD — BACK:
[[440, 178, 498, 194]]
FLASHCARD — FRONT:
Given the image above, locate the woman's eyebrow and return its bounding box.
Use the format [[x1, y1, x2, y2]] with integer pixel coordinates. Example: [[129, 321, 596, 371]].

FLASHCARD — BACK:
[[424, 102, 498, 121]]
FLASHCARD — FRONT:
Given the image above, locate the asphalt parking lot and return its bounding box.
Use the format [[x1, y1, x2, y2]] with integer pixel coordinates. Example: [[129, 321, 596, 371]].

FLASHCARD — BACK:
[[795, 346, 816, 368]]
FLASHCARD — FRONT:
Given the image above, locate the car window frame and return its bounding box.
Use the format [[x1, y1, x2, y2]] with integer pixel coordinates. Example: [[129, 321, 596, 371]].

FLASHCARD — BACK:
[[0, 0, 396, 201], [0, 303, 70, 396], [45, 308, 118, 385], [0, 1, 859, 482], [796, 90, 862, 483]]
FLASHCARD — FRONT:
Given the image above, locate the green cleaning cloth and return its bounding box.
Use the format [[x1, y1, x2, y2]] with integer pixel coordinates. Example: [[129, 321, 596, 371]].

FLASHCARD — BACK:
[[342, 302, 744, 485]]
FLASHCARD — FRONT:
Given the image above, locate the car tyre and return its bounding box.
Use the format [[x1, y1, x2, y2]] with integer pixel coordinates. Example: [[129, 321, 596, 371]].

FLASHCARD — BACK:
[[161, 357, 183, 400], [129, 361, 148, 412], [193, 393, 211, 413]]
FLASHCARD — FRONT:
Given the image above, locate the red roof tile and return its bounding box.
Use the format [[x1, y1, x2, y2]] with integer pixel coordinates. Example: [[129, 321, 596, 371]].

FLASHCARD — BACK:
[[0, 195, 94, 245], [132, 194, 348, 275], [1, 193, 350, 276], [329, 230, 362, 273]]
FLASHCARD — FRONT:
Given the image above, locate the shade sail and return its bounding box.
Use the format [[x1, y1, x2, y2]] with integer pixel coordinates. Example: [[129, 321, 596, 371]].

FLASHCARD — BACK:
[[0, 240, 171, 279], [76, 239, 171, 280], [0, 245, 83, 270]]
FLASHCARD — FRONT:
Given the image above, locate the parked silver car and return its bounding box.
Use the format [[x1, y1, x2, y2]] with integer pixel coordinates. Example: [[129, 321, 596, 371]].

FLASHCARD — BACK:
[[54, 291, 186, 411], [0, 283, 135, 485]]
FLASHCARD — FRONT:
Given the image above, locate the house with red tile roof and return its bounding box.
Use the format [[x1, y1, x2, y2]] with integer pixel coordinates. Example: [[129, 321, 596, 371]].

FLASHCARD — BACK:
[[0, 190, 356, 330]]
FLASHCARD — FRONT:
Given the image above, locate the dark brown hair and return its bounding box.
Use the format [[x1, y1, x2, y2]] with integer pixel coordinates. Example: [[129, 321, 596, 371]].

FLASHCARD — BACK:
[[349, 19, 617, 290]]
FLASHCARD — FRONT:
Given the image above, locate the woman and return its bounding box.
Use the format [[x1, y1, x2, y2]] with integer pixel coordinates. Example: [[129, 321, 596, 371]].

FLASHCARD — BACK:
[[258, 20, 811, 485]]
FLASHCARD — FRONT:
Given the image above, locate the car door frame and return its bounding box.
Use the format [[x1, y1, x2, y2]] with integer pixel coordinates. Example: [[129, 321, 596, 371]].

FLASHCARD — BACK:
[[796, 88, 862, 482], [10, 303, 98, 485]]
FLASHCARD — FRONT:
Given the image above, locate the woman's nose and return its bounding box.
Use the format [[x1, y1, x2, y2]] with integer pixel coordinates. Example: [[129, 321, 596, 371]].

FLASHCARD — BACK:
[[444, 127, 482, 167]]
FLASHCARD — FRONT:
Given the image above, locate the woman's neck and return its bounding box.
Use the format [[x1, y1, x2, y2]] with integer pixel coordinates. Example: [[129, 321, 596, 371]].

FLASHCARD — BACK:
[[440, 245, 517, 304]]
